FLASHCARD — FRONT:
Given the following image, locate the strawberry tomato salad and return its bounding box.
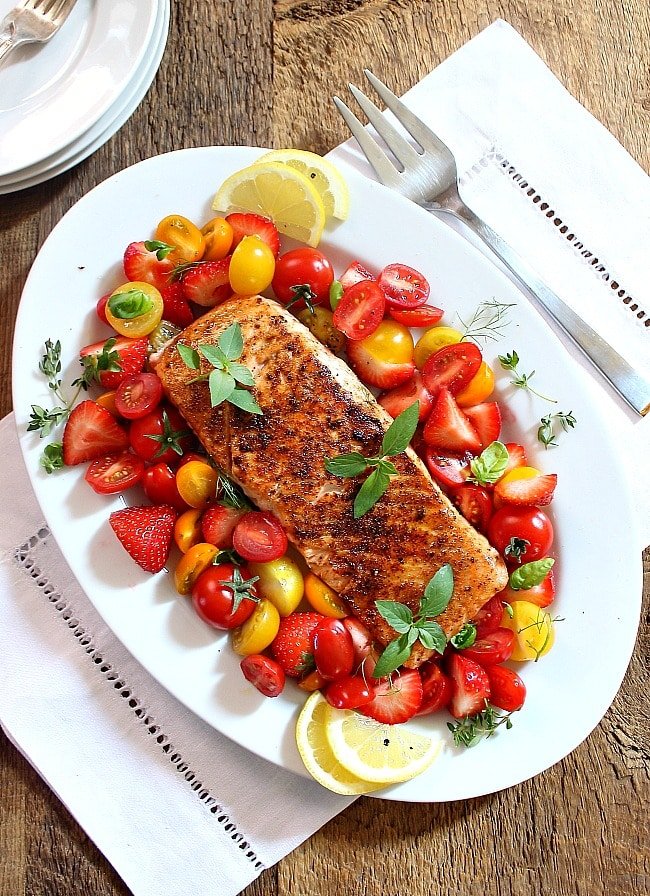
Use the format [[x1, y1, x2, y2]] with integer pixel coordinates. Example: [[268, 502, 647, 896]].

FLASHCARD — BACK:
[[30, 185, 564, 761]]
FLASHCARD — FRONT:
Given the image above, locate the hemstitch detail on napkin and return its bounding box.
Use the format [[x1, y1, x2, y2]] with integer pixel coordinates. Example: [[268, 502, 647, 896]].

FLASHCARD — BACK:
[[14, 526, 264, 873], [459, 148, 650, 328]]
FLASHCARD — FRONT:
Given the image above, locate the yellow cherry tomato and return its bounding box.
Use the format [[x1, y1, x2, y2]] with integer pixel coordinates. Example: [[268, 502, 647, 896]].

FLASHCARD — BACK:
[[105, 281, 164, 338], [414, 325, 463, 369], [248, 556, 304, 616], [201, 216, 234, 261], [231, 598, 281, 656], [155, 214, 205, 264], [304, 572, 348, 618], [455, 361, 495, 407], [501, 600, 555, 661], [175, 461, 218, 509], [356, 319, 414, 365], [229, 235, 276, 296], [174, 508, 203, 553], [174, 542, 218, 595]]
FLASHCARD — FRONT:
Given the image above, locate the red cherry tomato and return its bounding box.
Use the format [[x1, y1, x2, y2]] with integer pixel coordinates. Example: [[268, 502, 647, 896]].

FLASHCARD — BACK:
[[500, 567, 556, 608], [452, 483, 493, 534], [129, 406, 192, 465], [387, 304, 444, 327], [416, 662, 453, 715], [191, 563, 258, 630], [378, 263, 430, 308], [473, 594, 506, 639], [421, 342, 483, 397], [487, 506, 554, 565], [332, 280, 386, 340], [240, 654, 285, 697], [342, 617, 373, 665], [325, 674, 373, 709], [311, 618, 355, 681], [485, 664, 526, 712], [232, 510, 288, 562], [424, 450, 472, 489], [96, 293, 110, 325], [272, 247, 334, 308], [142, 462, 188, 511], [115, 372, 163, 420], [459, 628, 515, 665], [84, 451, 144, 495]]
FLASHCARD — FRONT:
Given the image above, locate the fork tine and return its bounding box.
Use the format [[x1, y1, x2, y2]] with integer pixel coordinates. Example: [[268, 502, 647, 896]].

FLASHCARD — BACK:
[[332, 95, 403, 190], [347, 83, 423, 171], [47, 0, 71, 18]]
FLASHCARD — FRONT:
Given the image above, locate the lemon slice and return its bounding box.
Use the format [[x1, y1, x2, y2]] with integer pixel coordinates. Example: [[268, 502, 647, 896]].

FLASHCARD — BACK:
[[295, 692, 384, 794], [325, 703, 442, 785], [256, 149, 350, 221], [212, 161, 326, 247]]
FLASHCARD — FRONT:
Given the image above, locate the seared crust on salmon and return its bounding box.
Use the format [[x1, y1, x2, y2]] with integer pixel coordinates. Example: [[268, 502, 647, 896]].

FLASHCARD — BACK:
[[156, 295, 508, 666]]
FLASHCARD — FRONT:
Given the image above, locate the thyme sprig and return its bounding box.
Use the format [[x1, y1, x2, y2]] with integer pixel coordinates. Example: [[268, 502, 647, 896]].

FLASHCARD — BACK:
[[447, 702, 515, 748], [537, 411, 577, 448], [498, 350, 557, 403], [458, 299, 516, 344]]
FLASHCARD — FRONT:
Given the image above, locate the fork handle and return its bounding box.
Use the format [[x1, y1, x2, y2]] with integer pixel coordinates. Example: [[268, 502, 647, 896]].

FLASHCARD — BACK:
[[445, 206, 650, 416], [0, 32, 16, 68]]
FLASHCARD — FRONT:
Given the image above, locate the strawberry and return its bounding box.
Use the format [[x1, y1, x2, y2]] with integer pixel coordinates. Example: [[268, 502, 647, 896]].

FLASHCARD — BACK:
[[109, 504, 177, 574], [180, 258, 231, 307], [378, 371, 434, 421], [484, 664, 526, 712], [494, 472, 558, 506], [271, 611, 325, 677], [339, 260, 375, 291], [359, 668, 423, 724], [346, 337, 415, 390], [226, 212, 280, 257], [446, 653, 491, 719], [463, 401, 502, 449], [123, 240, 175, 289], [201, 504, 246, 548], [503, 442, 527, 475], [62, 400, 129, 466], [79, 336, 149, 390], [160, 282, 194, 328], [423, 388, 482, 453]]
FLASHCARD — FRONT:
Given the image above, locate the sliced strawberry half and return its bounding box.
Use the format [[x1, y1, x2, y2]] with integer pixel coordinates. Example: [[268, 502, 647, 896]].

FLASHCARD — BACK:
[[446, 653, 491, 719], [494, 472, 558, 506], [424, 449, 473, 489], [359, 668, 423, 724], [201, 504, 246, 548], [226, 212, 280, 256], [79, 336, 149, 390], [346, 336, 415, 390], [271, 612, 325, 678], [338, 260, 375, 291], [62, 401, 129, 466], [378, 371, 433, 421], [503, 442, 527, 475], [463, 401, 502, 449], [123, 240, 174, 290], [160, 282, 194, 328], [423, 388, 482, 453], [180, 258, 231, 307], [109, 504, 177, 573]]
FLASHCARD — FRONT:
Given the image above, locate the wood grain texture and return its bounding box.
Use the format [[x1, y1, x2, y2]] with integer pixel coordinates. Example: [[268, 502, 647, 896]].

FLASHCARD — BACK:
[[1, 1, 648, 895]]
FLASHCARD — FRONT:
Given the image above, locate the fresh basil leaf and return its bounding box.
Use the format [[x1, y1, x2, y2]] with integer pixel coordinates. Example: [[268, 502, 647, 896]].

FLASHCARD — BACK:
[[372, 635, 412, 678], [229, 362, 255, 387], [227, 387, 263, 415], [508, 558, 555, 591], [380, 401, 419, 457], [324, 452, 369, 478], [416, 620, 447, 654], [450, 623, 477, 650], [218, 322, 244, 361], [177, 343, 201, 370], [199, 344, 228, 370], [329, 280, 344, 311], [143, 239, 175, 260], [376, 458, 398, 477], [375, 600, 413, 634], [107, 289, 154, 320], [406, 626, 420, 647], [353, 467, 391, 518], [469, 441, 509, 486], [421, 564, 454, 617], [208, 369, 235, 407]]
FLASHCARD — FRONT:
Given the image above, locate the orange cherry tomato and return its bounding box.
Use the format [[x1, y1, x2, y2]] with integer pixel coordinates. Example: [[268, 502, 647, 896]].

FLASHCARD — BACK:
[[176, 460, 218, 509], [201, 216, 234, 261], [174, 542, 219, 595], [174, 508, 203, 553], [155, 214, 205, 264], [455, 361, 495, 407], [304, 572, 348, 618], [95, 391, 118, 415]]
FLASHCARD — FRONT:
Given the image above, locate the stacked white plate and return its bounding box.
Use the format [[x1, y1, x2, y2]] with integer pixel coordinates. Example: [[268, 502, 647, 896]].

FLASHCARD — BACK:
[[0, 0, 169, 194]]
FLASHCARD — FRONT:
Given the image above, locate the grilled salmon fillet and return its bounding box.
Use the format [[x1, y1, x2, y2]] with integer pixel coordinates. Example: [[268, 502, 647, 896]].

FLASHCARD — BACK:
[[156, 294, 508, 667]]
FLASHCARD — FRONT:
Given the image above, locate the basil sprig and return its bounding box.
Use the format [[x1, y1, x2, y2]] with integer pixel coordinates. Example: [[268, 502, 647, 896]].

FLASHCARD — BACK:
[[469, 441, 509, 486], [508, 558, 554, 591], [324, 401, 419, 518]]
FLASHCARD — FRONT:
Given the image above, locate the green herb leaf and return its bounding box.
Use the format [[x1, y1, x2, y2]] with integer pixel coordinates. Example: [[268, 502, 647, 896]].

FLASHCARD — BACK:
[[508, 558, 555, 591], [538, 410, 576, 449], [416, 621, 447, 653], [229, 362, 255, 387], [380, 402, 419, 457], [227, 387, 263, 415], [107, 289, 154, 320], [498, 349, 556, 403], [208, 369, 236, 407], [450, 623, 477, 650], [469, 441, 509, 486], [372, 635, 412, 678], [421, 564, 454, 617], [447, 702, 514, 748], [504, 537, 530, 562], [218, 322, 244, 361], [329, 280, 344, 310], [199, 344, 228, 370], [144, 239, 175, 260], [177, 343, 201, 370], [217, 473, 251, 510], [376, 458, 398, 477], [324, 452, 369, 478], [375, 601, 414, 634], [353, 466, 391, 518], [457, 299, 516, 344], [40, 442, 64, 474]]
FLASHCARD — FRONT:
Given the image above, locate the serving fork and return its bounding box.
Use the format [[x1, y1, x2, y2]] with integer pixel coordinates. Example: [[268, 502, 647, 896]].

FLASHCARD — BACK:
[[334, 70, 650, 417], [0, 0, 77, 68]]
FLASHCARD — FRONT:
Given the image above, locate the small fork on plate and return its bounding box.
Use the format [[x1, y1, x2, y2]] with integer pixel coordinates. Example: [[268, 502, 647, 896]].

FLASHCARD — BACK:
[[0, 0, 77, 68], [334, 70, 650, 417]]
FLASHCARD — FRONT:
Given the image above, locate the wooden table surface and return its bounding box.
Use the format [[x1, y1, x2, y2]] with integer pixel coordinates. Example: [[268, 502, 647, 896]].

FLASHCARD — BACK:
[[1, 2, 649, 895]]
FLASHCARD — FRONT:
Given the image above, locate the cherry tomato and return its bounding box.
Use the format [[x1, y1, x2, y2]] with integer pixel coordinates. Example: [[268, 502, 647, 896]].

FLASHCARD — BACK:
[[424, 449, 472, 489], [176, 460, 218, 509], [272, 248, 334, 308], [232, 511, 288, 562], [452, 483, 493, 534], [459, 628, 515, 665], [332, 280, 386, 340], [231, 598, 281, 656], [485, 665, 526, 711], [311, 618, 355, 681], [248, 556, 304, 616], [105, 282, 164, 338], [324, 675, 373, 709], [500, 600, 555, 661], [455, 361, 495, 407], [473, 594, 507, 639], [228, 235, 275, 295], [114, 373, 163, 420], [342, 617, 374, 665], [129, 407, 192, 465], [500, 567, 556, 609], [297, 307, 346, 353], [378, 371, 433, 421], [174, 508, 203, 553], [95, 390, 118, 416], [303, 572, 347, 618], [84, 451, 144, 495], [143, 461, 188, 511], [352, 319, 414, 364], [155, 214, 205, 264], [414, 325, 463, 369], [488, 506, 554, 565], [201, 504, 245, 548], [388, 304, 444, 327], [240, 654, 285, 697], [416, 662, 453, 715], [422, 342, 483, 397], [201, 216, 234, 261], [191, 562, 258, 630], [378, 263, 430, 308], [297, 669, 327, 692], [174, 542, 219, 595], [96, 293, 110, 325]]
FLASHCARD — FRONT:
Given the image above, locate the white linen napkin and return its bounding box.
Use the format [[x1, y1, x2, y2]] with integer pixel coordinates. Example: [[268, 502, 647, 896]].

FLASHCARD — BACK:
[[329, 18, 650, 550]]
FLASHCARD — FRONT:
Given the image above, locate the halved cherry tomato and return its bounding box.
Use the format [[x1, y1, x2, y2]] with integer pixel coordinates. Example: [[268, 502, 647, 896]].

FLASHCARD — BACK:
[[311, 618, 355, 681], [303, 572, 347, 618], [332, 280, 386, 340], [174, 542, 219, 595], [488, 506, 554, 565], [416, 662, 453, 715], [378, 263, 430, 308], [191, 562, 258, 630], [272, 247, 334, 308], [231, 598, 281, 656], [424, 449, 472, 489], [414, 325, 463, 369], [228, 235, 275, 295], [240, 654, 285, 697], [388, 304, 444, 327], [155, 214, 205, 264], [201, 216, 234, 261], [143, 461, 188, 511], [174, 508, 203, 553], [298, 669, 327, 692], [459, 628, 515, 665], [452, 483, 493, 534], [324, 675, 373, 709], [84, 451, 144, 495], [342, 617, 373, 665], [105, 282, 164, 338], [232, 511, 288, 562], [175, 460, 218, 509], [115, 373, 163, 420], [378, 371, 433, 421], [129, 407, 192, 465], [473, 594, 507, 639], [455, 361, 495, 407], [248, 556, 304, 616], [422, 342, 483, 397]]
